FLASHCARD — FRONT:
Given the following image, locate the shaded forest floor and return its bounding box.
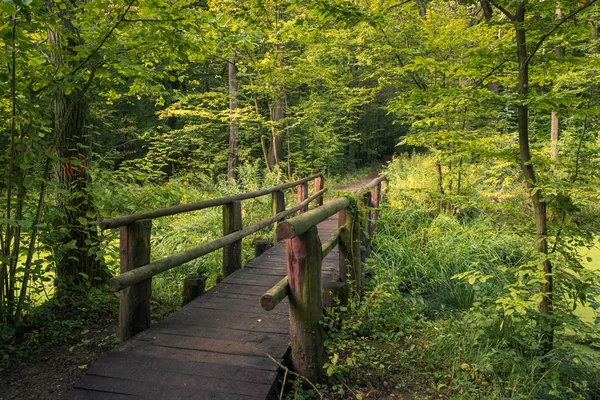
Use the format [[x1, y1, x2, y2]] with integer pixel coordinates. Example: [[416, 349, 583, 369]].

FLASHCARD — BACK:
[[0, 312, 118, 400]]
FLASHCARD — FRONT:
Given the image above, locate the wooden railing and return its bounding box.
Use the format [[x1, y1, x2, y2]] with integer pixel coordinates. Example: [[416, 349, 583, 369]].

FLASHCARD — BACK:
[[100, 174, 325, 341], [260, 175, 386, 382]]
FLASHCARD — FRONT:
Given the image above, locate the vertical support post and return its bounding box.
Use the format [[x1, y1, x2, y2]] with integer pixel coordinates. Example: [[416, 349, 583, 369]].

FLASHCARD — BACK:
[[338, 208, 362, 290], [253, 239, 272, 258], [361, 192, 372, 262], [182, 274, 207, 306], [272, 190, 286, 242], [297, 182, 309, 214], [370, 183, 382, 236], [286, 225, 324, 383], [314, 176, 324, 206], [119, 219, 152, 342], [223, 200, 242, 277]]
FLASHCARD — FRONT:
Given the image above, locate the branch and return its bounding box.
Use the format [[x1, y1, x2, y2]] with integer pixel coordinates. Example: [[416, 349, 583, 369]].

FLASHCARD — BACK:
[[524, 0, 599, 66], [471, 58, 510, 90], [122, 18, 184, 23], [66, 0, 136, 78], [487, 0, 515, 21], [386, 0, 413, 10]]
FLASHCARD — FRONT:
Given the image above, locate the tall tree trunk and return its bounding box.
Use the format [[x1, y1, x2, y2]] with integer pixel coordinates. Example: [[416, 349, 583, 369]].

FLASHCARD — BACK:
[[228, 57, 238, 181], [550, 111, 559, 160], [268, 95, 284, 171], [435, 160, 445, 212], [49, 6, 107, 299], [515, 1, 553, 352], [550, 6, 564, 161]]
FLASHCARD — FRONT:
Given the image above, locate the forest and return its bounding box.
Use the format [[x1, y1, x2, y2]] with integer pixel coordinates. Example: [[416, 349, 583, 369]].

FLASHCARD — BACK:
[[1, 0, 599, 399]]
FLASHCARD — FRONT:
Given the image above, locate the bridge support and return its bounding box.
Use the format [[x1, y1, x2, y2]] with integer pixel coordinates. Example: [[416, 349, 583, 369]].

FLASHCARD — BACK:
[[222, 200, 242, 277], [286, 225, 324, 383], [119, 219, 152, 342]]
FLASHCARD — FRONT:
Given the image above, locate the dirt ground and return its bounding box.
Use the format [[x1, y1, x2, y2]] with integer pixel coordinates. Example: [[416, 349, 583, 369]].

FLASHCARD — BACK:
[[0, 320, 118, 400]]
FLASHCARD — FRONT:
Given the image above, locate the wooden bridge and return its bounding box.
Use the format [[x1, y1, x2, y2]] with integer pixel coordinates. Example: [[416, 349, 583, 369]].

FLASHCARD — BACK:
[[67, 174, 385, 399]]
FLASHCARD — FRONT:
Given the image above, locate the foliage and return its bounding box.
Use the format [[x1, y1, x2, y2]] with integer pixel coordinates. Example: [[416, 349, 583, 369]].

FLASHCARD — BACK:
[[308, 165, 600, 398]]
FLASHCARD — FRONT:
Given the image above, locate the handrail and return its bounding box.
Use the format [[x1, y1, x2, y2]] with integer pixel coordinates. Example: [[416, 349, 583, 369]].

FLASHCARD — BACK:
[[259, 230, 341, 311], [321, 233, 339, 258], [100, 173, 322, 229], [260, 276, 289, 311], [354, 175, 386, 196], [275, 197, 350, 240], [259, 174, 386, 382], [110, 188, 326, 292]]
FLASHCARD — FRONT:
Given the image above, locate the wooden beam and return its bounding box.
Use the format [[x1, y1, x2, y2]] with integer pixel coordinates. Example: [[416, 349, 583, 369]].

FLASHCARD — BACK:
[[110, 189, 327, 292], [354, 175, 386, 196], [297, 182, 309, 214], [361, 191, 372, 262], [100, 174, 322, 229], [338, 208, 361, 290], [276, 197, 349, 239], [321, 233, 339, 258], [181, 274, 206, 306], [119, 219, 152, 342], [272, 190, 286, 242], [260, 276, 289, 311], [370, 183, 381, 236], [314, 176, 324, 206], [223, 201, 242, 277], [286, 225, 324, 382]]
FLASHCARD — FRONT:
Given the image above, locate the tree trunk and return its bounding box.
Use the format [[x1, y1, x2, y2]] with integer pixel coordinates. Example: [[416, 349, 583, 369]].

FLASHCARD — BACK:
[[228, 57, 238, 181], [268, 95, 285, 170], [550, 111, 559, 160], [515, 1, 553, 352], [49, 6, 107, 298], [435, 160, 445, 212]]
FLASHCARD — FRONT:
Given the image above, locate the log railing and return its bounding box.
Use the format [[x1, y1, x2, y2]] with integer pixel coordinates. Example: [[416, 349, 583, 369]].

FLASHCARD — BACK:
[[260, 175, 386, 382], [101, 174, 325, 341]]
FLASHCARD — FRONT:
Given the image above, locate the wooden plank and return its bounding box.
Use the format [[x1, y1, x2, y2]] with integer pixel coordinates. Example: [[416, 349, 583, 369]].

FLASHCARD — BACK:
[[74, 374, 263, 400], [85, 363, 275, 397], [185, 298, 289, 315], [134, 331, 287, 358], [161, 309, 288, 334], [66, 389, 136, 399], [119, 341, 281, 371], [222, 273, 284, 287], [86, 352, 278, 385]]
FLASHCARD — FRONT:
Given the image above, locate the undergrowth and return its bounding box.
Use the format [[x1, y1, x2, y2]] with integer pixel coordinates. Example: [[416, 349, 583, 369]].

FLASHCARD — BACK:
[[284, 155, 600, 399]]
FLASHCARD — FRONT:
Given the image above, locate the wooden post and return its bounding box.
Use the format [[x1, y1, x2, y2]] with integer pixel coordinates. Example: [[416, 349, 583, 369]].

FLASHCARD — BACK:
[[314, 176, 324, 206], [286, 225, 324, 383], [182, 274, 207, 306], [380, 179, 387, 199], [119, 219, 152, 342], [338, 208, 362, 290], [297, 182, 309, 214], [361, 192, 372, 262], [253, 239, 272, 258], [223, 201, 242, 277], [272, 190, 286, 242], [370, 183, 381, 236]]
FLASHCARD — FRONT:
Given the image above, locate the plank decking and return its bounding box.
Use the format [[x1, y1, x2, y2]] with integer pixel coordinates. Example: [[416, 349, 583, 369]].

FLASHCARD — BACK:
[[67, 215, 341, 399]]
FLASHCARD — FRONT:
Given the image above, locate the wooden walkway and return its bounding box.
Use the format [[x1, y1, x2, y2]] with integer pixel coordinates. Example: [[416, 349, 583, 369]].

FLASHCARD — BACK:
[[67, 215, 341, 399]]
